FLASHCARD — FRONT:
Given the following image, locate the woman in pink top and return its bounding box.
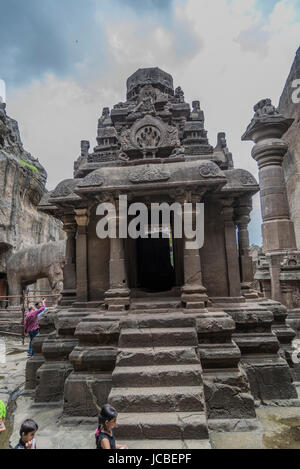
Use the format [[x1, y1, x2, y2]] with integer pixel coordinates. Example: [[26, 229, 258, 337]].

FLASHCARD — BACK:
[[24, 299, 46, 358]]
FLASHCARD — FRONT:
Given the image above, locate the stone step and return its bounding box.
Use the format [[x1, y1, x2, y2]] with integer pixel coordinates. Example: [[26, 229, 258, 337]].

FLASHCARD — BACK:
[[67, 308, 102, 313], [109, 386, 205, 412], [131, 300, 181, 311], [0, 313, 22, 320], [117, 346, 200, 367], [118, 439, 211, 449], [60, 299, 75, 307], [120, 314, 196, 329], [0, 319, 22, 324], [233, 333, 279, 354], [112, 364, 203, 387], [119, 328, 198, 348], [129, 308, 182, 315], [114, 412, 208, 440], [272, 325, 296, 343]]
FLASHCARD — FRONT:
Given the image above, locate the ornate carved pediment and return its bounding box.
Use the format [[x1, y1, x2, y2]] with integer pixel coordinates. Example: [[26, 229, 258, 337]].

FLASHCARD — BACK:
[[233, 169, 258, 186], [129, 164, 171, 184], [240, 174, 257, 186], [199, 162, 220, 178], [120, 114, 180, 156], [78, 172, 105, 188], [51, 179, 81, 198]]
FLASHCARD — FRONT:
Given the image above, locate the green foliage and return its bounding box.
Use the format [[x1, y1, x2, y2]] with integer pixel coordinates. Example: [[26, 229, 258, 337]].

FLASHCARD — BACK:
[[20, 159, 39, 173], [0, 400, 6, 419]]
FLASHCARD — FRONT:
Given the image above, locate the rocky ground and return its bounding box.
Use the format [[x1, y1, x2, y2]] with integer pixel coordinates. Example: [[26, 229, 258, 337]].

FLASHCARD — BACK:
[[1, 335, 300, 449]]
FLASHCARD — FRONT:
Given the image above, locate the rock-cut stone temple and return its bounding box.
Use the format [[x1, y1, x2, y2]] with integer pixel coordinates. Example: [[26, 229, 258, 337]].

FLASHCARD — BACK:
[[31, 67, 299, 447]]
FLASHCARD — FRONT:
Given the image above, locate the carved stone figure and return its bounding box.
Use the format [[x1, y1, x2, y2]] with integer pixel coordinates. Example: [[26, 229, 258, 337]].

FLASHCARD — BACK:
[[253, 98, 279, 118], [174, 86, 185, 103]]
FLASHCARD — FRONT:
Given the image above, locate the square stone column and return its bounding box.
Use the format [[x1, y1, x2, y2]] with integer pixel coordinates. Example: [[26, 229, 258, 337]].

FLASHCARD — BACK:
[[181, 196, 208, 309], [105, 210, 130, 312], [235, 196, 259, 299], [221, 199, 242, 298], [62, 215, 77, 292], [74, 209, 89, 303]]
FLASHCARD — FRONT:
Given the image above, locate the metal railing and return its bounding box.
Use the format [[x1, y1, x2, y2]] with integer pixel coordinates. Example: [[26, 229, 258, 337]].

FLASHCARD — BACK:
[[0, 291, 60, 344]]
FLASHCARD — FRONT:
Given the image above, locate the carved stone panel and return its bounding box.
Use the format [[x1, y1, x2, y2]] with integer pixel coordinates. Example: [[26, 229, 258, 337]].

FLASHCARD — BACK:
[[199, 162, 220, 178], [129, 165, 171, 184]]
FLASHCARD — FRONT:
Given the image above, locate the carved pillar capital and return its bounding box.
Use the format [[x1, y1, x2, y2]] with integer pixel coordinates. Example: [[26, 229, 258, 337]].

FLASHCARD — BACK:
[[74, 208, 90, 227], [220, 198, 235, 221], [62, 215, 77, 234]]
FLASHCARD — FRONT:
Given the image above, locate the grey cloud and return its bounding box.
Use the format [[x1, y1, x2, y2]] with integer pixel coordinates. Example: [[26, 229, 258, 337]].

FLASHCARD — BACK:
[[0, 0, 103, 87], [0, 0, 176, 88], [236, 27, 271, 57], [115, 0, 174, 11]]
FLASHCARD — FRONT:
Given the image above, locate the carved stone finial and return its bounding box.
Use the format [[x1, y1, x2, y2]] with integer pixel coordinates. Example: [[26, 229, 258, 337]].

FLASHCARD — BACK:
[[192, 100, 200, 112], [214, 132, 234, 169], [191, 100, 204, 122], [174, 86, 185, 103], [81, 140, 90, 157], [216, 132, 227, 150], [102, 107, 110, 118], [98, 107, 111, 129]]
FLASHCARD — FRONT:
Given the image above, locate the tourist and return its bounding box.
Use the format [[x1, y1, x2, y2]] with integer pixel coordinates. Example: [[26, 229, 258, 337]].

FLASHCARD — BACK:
[[95, 404, 128, 450], [14, 419, 38, 449], [0, 400, 6, 433], [24, 298, 46, 358]]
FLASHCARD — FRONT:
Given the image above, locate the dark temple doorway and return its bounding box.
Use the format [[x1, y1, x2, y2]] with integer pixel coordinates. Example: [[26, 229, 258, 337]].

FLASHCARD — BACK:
[[137, 234, 175, 292]]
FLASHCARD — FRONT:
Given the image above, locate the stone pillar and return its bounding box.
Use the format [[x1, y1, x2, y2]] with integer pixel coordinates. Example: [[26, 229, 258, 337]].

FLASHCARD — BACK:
[[242, 99, 298, 304], [181, 197, 208, 309], [221, 199, 241, 298], [235, 196, 258, 299], [62, 216, 76, 292], [74, 209, 89, 303], [105, 208, 130, 312]]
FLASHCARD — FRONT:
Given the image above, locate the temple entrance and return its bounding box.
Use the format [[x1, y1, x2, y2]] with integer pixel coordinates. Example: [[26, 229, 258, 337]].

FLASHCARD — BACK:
[[136, 227, 175, 292]]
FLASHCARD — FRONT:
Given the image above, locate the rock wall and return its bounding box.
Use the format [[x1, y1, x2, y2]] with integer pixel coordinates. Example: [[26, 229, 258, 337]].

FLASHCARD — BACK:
[[279, 47, 300, 249], [0, 102, 64, 297]]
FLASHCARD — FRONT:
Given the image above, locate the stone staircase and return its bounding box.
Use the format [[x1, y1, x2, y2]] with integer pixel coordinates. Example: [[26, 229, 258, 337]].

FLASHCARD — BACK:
[[108, 312, 211, 449], [0, 308, 23, 335]]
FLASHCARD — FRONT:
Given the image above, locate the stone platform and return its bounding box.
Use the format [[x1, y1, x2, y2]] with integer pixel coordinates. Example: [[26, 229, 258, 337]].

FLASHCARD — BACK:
[[2, 335, 300, 449]]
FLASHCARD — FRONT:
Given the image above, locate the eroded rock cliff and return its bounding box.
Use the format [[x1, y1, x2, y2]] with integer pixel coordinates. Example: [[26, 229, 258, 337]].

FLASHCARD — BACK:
[[0, 102, 64, 296]]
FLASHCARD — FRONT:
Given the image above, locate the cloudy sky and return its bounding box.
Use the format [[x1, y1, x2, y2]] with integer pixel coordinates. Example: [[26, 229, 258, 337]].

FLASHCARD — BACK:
[[0, 0, 299, 245]]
